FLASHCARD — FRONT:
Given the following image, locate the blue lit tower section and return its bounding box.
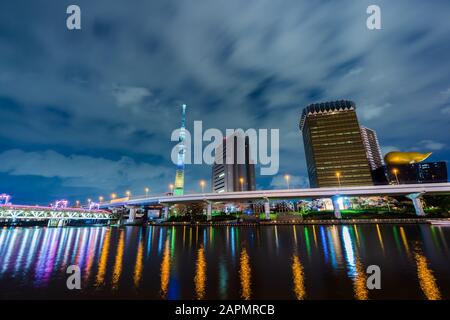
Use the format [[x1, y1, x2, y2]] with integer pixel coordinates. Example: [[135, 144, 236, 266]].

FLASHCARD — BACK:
[[174, 104, 187, 196]]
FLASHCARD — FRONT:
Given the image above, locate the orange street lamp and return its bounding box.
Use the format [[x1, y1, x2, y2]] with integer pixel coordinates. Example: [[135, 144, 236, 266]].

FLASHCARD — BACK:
[[239, 177, 244, 191], [200, 180, 206, 193], [99, 196, 104, 203], [169, 184, 174, 194], [111, 193, 117, 200], [284, 174, 291, 189], [392, 169, 400, 185], [336, 172, 342, 187]]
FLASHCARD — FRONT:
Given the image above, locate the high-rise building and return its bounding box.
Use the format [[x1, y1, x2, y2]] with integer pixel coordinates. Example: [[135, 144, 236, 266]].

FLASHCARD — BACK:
[[299, 100, 373, 187], [212, 133, 256, 193], [360, 126, 384, 171], [174, 104, 187, 196]]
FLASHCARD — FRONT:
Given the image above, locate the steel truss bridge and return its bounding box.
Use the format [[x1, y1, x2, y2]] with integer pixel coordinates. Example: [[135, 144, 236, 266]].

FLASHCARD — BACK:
[[0, 205, 112, 221]]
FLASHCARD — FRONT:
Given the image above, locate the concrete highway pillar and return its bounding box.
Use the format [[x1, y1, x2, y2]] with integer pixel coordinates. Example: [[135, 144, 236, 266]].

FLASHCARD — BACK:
[[127, 207, 137, 224], [206, 202, 212, 221], [162, 205, 169, 220], [264, 199, 271, 220], [114, 209, 124, 226], [406, 193, 426, 216], [331, 196, 342, 219]]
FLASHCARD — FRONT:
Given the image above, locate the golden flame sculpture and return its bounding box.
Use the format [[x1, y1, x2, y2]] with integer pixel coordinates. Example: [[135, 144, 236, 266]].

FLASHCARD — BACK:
[[384, 151, 432, 165]]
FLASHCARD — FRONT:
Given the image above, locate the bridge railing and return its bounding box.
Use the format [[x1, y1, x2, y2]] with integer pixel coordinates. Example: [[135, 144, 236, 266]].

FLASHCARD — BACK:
[[0, 205, 113, 221], [0, 204, 111, 214]]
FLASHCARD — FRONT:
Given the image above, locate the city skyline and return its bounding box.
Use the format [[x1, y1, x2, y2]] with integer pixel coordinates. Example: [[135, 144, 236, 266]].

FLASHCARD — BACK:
[[1, 1, 449, 204], [1, 1, 450, 306]]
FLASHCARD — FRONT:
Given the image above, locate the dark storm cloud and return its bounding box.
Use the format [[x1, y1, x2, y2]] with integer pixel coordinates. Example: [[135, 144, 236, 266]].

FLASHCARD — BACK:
[[0, 0, 449, 203]]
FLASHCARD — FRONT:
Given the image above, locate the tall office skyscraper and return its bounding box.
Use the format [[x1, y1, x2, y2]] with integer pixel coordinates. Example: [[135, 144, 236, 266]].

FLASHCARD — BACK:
[[360, 126, 384, 170], [212, 132, 256, 193], [299, 100, 373, 187], [174, 104, 187, 196]]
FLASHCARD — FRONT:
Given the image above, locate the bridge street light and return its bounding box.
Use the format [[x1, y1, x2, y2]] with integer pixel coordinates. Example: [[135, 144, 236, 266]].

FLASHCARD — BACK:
[[284, 174, 290, 189], [99, 196, 104, 203], [169, 184, 174, 194], [111, 193, 117, 200], [145, 187, 150, 197], [336, 172, 342, 187], [200, 180, 206, 193], [125, 190, 131, 198], [392, 169, 400, 185]]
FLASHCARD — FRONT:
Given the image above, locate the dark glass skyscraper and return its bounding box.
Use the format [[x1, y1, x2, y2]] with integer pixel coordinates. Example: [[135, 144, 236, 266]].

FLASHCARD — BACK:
[[299, 100, 373, 187], [212, 133, 256, 193]]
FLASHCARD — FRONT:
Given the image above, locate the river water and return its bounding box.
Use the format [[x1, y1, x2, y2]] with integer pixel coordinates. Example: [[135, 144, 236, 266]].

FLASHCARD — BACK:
[[0, 224, 449, 300]]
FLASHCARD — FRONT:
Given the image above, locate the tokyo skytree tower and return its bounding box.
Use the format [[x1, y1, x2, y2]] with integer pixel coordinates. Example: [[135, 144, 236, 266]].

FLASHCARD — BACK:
[[174, 104, 186, 196]]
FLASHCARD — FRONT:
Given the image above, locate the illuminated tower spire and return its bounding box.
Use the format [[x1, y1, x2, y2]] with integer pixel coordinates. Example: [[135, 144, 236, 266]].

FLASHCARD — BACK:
[[174, 104, 187, 196]]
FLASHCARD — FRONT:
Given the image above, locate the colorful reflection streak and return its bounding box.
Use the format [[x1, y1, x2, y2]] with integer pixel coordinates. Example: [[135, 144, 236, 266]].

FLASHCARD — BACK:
[[0, 225, 448, 300], [133, 233, 144, 288], [292, 255, 306, 300], [414, 248, 441, 300], [376, 224, 385, 252], [353, 258, 368, 300], [239, 247, 251, 300], [111, 230, 124, 290], [95, 229, 111, 286], [342, 226, 368, 300], [194, 245, 206, 299], [160, 239, 171, 299]]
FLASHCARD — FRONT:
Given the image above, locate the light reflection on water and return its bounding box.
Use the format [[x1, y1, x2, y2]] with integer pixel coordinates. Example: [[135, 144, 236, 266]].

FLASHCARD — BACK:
[[159, 238, 170, 299], [0, 224, 449, 300], [414, 246, 441, 300], [111, 230, 124, 290], [291, 254, 306, 300], [239, 247, 251, 300], [194, 245, 206, 300], [133, 231, 144, 288]]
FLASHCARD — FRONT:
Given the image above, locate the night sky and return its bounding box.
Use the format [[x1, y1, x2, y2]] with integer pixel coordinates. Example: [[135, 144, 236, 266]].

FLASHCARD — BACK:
[[1, 0, 449, 205]]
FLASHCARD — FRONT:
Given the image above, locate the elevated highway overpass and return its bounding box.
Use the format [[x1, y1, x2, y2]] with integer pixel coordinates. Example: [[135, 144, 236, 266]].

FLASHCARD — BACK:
[[100, 183, 450, 220]]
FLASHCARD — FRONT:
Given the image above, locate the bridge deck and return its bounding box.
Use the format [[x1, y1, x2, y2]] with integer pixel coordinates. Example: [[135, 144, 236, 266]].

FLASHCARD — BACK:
[[101, 183, 450, 208], [0, 205, 112, 220]]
